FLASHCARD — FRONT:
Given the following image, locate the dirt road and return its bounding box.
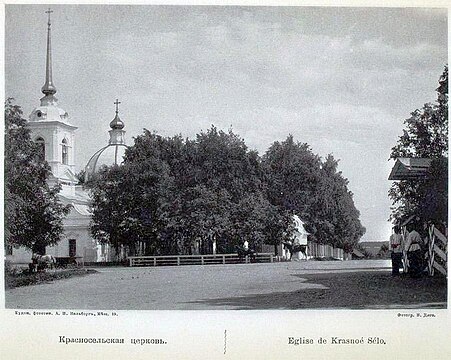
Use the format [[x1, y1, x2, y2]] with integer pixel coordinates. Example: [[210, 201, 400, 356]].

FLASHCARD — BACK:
[[5, 260, 446, 310]]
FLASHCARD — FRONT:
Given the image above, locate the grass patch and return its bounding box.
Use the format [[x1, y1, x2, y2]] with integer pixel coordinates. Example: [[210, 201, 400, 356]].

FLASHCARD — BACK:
[[5, 268, 97, 289]]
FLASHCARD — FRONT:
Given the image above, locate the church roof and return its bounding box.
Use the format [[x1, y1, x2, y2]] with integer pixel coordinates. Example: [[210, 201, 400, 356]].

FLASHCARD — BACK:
[[72, 203, 92, 216], [85, 143, 128, 181], [110, 113, 125, 130]]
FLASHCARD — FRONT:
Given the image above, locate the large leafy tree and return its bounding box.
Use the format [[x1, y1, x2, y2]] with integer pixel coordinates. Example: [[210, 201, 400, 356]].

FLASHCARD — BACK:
[[5, 99, 69, 254], [389, 66, 448, 224], [184, 127, 271, 252], [316, 155, 365, 251], [262, 135, 323, 214], [263, 136, 365, 250], [88, 153, 175, 257]]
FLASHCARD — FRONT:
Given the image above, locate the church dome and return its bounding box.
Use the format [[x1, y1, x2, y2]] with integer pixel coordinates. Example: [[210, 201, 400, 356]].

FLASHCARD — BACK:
[[110, 113, 124, 130], [84, 100, 128, 182], [29, 104, 69, 122], [85, 143, 128, 180]]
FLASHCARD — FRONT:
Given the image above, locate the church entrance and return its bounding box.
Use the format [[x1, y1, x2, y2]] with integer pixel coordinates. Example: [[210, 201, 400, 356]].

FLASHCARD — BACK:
[[69, 239, 77, 257]]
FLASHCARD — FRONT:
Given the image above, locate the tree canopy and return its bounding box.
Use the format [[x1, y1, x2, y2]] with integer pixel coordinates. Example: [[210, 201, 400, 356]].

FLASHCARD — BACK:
[[262, 137, 365, 252], [389, 66, 448, 225], [87, 126, 365, 257], [5, 99, 69, 254]]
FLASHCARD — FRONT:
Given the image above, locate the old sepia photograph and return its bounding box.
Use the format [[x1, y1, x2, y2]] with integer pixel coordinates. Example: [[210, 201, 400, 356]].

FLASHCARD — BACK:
[[3, 3, 447, 316]]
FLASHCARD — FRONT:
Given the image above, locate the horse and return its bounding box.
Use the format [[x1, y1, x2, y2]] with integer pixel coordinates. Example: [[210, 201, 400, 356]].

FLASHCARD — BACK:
[[282, 241, 308, 261], [283, 215, 310, 261], [31, 254, 56, 272], [236, 245, 256, 263]]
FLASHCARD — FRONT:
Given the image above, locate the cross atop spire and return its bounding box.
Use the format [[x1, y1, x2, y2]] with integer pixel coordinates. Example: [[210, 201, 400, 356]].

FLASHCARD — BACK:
[[114, 99, 121, 114], [41, 8, 57, 98], [45, 8, 53, 27]]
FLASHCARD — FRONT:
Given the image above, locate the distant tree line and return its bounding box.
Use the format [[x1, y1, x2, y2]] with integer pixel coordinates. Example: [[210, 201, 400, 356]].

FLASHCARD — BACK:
[[87, 127, 365, 257]]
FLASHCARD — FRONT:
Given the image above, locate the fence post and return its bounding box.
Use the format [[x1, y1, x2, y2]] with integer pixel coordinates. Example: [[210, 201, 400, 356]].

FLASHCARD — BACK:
[[223, 255, 225, 264], [201, 256, 204, 265], [270, 254, 273, 263], [177, 257, 180, 266], [129, 257, 132, 267], [428, 225, 435, 276], [153, 257, 156, 267]]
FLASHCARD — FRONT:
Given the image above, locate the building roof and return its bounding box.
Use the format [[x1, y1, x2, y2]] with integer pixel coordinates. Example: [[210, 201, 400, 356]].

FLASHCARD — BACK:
[[388, 158, 432, 180], [352, 248, 365, 258], [359, 241, 389, 256]]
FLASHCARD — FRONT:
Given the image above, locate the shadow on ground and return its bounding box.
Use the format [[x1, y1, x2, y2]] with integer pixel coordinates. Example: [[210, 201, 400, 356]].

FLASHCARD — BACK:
[[186, 271, 447, 310]]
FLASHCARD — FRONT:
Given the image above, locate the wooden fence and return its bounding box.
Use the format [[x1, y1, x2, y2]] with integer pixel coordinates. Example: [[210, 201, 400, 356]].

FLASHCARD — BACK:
[[128, 253, 274, 267], [308, 242, 344, 260], [128, 242, 347, 267], [401, 224, 447, 277], [263, 242, 345, 260]]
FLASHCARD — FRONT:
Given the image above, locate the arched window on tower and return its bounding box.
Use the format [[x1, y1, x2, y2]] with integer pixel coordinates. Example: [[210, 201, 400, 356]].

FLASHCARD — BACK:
[[35, 137, 45, 161], [62, 138, 68, 165]]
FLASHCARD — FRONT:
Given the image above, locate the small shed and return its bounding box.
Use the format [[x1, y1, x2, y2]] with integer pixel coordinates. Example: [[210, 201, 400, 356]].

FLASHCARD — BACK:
[[388, 158, 431, 180], [352, 248, 365, 259]]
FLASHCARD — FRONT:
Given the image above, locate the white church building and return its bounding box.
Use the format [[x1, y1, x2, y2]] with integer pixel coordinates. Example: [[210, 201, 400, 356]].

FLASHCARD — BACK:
[[7, 10, 125, 264]]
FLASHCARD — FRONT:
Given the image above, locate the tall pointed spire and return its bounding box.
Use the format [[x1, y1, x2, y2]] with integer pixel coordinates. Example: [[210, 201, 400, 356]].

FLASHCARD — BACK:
[[41, 8, 57, 97]]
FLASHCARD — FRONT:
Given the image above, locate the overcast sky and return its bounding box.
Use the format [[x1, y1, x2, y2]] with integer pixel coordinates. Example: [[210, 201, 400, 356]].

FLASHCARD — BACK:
[[5, 4, 447, 242]]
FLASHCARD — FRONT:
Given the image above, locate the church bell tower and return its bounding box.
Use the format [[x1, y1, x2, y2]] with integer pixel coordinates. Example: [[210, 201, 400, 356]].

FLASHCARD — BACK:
[[27, 9, 78, 195]]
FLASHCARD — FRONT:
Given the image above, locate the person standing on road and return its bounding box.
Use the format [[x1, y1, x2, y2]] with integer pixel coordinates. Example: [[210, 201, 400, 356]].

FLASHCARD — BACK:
[[404, 222, 424, 277], [389, 226, 403, 276]]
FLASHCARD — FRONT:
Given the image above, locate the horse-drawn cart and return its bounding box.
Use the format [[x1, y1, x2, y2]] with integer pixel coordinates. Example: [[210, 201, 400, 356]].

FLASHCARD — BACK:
[[54, 256, 83, 268], [29, 254, 84, 273]]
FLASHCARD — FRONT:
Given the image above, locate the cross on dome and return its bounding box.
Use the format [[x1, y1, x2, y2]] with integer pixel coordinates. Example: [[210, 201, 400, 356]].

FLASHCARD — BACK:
[[114, 99, 121, 114], [109, 99, 125, 130]]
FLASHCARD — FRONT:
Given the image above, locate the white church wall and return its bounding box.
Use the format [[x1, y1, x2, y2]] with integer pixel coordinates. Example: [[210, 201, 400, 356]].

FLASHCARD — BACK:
[[5, 247, 32, 264], [7, 206, 99, 264], [46, 229, 97, 262], [27, 122, 76, 184]]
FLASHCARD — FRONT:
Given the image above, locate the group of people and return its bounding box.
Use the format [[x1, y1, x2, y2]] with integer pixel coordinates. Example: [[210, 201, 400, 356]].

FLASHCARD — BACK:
[[389, 222, 428, 277]]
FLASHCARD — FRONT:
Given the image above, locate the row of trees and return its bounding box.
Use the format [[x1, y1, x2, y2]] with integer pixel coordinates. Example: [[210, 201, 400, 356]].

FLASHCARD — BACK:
[[87, 127, 365, 256], [389, 66, 448, 226]]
